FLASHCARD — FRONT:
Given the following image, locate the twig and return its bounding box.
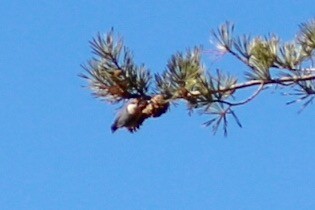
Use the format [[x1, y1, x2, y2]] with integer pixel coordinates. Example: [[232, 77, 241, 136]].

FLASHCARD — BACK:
[[213, 74, 315, 94], [222, 83, 265, 106]]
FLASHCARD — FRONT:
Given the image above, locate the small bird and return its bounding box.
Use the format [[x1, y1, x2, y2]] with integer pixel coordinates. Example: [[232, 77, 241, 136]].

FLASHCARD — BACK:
[[111, 98, 147, 133]]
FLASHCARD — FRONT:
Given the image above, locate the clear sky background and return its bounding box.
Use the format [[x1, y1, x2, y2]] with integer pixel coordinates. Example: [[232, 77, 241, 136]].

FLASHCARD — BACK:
[[1, 0, 315, 209]]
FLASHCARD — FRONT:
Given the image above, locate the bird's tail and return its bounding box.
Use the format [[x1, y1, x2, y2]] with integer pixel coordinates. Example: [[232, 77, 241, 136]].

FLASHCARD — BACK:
[[111, 124, 118, 133]]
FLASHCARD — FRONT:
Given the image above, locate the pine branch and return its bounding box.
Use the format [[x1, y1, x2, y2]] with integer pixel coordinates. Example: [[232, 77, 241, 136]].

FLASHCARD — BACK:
[[215, 74, 315, 94], [81, 19, 315, 135], [80, 30, 152, 103]]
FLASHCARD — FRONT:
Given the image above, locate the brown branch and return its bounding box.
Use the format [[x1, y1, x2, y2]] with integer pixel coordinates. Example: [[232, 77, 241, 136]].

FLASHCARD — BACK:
[[213, 74, 315, 94], [179, 74, 315, 108], [209, 83, 264, 107], [225, 83, 265, 106]]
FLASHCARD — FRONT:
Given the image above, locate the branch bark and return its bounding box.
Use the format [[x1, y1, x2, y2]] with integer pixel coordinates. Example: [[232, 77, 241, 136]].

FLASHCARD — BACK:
[[213, 74, 315, 94]]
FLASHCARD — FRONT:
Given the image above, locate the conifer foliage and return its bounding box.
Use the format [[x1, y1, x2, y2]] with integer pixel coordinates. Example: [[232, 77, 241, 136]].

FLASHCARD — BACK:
[[81, 20, 315, 135]]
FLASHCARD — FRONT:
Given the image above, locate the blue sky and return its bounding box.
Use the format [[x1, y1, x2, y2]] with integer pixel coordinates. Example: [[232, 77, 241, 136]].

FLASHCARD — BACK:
[[1, 0, 315, 209]]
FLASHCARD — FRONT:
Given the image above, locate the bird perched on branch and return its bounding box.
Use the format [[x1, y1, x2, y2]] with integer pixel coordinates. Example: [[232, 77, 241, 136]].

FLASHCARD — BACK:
[[111, 95, 170, 133], [111, 98, 148, 133]]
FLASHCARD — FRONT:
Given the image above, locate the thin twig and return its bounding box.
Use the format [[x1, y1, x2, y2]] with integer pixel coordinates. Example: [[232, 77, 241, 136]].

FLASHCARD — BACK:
[[227, 48, 256, 70], [223, 83, 265, 106], [214, 74, 315, 94]]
